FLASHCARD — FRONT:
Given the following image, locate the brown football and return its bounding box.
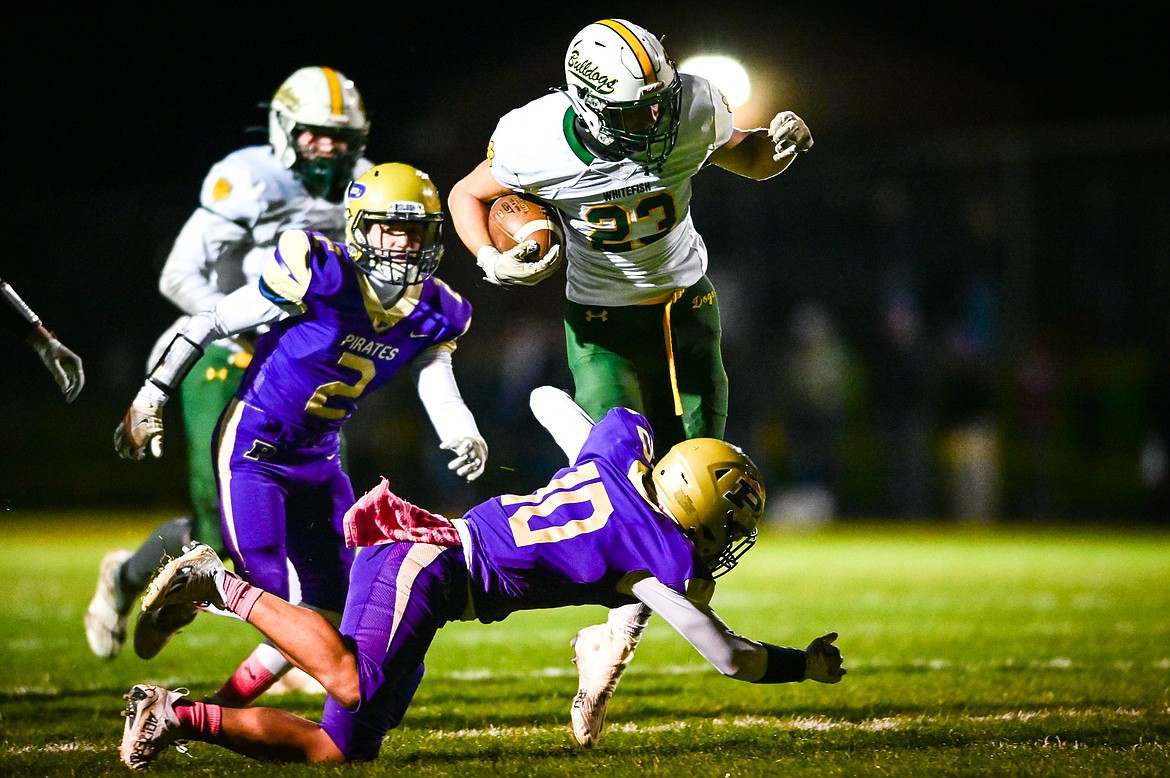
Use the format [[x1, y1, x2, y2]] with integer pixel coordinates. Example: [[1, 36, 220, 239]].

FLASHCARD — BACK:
[[487, 193, 563, 258]]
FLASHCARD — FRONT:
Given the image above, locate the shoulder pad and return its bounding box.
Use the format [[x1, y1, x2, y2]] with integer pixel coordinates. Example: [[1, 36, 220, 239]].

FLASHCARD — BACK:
[[682, 75, 733, 148], [260, 231, 315, 312], [199, 146, 298, 224], [489, 93, 576, 189], [352, 157, 375, 178], [429, 277, 474, 339]]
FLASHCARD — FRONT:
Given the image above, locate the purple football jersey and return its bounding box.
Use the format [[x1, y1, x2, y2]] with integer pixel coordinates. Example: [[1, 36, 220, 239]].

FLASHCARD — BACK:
[[241, 231, 471, 432], [461, 406, 709, 622]]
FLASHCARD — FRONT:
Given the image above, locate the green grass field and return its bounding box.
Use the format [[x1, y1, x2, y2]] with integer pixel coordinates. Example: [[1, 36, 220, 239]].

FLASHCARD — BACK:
[[2, 510, 1168, 776]]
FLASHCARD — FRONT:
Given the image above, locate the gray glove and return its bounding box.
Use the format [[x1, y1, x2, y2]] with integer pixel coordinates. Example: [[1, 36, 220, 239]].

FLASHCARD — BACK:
[[803, 632, 846, 683], [477, 243, 562, 287], [441, 435, 488, 482], [33, 337, 85, 402], [768, 111, 814, 161]]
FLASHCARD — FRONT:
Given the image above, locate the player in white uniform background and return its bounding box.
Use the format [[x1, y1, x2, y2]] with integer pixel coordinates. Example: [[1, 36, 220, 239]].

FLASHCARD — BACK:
[[86, 67, 371, 699], [448, 18, 814, 747]]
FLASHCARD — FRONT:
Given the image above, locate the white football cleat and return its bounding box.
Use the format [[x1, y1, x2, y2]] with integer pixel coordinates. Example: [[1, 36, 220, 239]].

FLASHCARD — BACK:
[[120, 684, 190, 769], [85, 549, 132, 659], [569, 623, 638, 748], [142, 542, 229, 612], [133, 603, 198, 660]]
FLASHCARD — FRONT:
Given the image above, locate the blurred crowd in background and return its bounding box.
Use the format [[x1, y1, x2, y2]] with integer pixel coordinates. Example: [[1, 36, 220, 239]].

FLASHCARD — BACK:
[[3, 6, 1166, 523], [6, 117, 1165, 524]]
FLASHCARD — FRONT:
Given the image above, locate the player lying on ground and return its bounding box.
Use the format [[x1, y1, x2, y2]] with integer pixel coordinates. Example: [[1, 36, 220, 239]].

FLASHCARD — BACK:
[[447, 17, 815, 747], [118, 386, 845, 768]]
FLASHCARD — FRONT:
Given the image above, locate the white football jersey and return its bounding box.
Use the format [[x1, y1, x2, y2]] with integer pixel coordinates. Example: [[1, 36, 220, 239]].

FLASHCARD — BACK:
[[488, 74, 734, 306], [157, 144, 372, 352]]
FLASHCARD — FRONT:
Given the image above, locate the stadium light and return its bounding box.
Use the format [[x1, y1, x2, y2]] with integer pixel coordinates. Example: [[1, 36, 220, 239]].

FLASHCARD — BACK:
[[678, 55, 752, 108]]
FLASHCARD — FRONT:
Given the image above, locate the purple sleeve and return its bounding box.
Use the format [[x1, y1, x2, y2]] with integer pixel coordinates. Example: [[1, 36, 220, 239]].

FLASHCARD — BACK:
[[575, 407, 656, 470]]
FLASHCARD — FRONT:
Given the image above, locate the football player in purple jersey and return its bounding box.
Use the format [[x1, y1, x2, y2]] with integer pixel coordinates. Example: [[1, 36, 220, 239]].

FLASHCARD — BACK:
[[118, 385, 844, 769], [86, 67, 373, 676], [112, 162, 488, 709], [449, 18, 815, 746]]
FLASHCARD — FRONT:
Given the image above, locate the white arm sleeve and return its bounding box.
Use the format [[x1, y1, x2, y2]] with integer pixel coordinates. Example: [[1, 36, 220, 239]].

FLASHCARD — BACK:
[[180, 283, 282, 350], [412, 347, 482, 443], [136, 283, 282, 407], [146, 316, 192, 371], [629, 576, 769, 681], [528, 385, 595, 463], [159, 208, 249, 314]]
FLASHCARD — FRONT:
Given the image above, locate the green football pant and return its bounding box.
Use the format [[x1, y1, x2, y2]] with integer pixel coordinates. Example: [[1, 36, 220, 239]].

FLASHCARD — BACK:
[[179, 343, 248, 555], [564, 274, 728, 453]]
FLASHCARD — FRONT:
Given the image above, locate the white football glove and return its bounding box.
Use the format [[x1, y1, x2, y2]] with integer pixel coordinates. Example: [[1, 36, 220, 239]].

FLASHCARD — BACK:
[[803, 631, 846, 684], [440, 435, 488, 482], [477, 242, 562, 287], [115, 397, 165, 460], [768, 111, 814, 161], [33, 337, 85, 402]]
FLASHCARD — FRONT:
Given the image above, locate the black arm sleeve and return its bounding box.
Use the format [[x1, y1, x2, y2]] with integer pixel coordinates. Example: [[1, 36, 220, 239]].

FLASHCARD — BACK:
[[751, 643, 807, 684]]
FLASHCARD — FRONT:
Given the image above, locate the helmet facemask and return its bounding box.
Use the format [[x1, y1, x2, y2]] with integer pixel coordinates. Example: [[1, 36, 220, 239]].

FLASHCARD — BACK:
[[349, 211, 443, 287], [345, 163, 446, 293], [289, 124, 368, 201], [695, 512, 759, 578], [562, 19, 683, 171], [575, 78, 682, 169]]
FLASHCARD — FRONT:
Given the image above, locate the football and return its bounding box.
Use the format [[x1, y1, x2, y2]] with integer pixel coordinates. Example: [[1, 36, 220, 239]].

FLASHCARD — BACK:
[[487, 193, 563, 258]]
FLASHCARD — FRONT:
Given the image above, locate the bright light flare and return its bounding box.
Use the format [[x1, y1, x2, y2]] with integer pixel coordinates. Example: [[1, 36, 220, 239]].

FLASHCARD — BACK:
[[679, 55, 751, 108]]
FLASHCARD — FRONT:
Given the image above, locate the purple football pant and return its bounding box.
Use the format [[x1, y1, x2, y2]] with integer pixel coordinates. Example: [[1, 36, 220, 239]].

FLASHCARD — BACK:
[[215, 399, 354, 612], [320, 541, 469, 760]]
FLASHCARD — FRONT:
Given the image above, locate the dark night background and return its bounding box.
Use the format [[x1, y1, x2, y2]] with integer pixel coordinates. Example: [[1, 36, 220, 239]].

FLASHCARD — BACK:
[[2, 3, 1167, 522]]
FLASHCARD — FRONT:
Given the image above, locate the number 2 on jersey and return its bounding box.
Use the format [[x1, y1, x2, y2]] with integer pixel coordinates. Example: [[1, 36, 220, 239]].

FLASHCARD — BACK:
[[305, 352, 375, 419]]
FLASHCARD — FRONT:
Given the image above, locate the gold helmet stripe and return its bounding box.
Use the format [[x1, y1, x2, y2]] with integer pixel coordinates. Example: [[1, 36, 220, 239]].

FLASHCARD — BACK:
[[319, 66, 344, 119], [597, 19, 654, 81]]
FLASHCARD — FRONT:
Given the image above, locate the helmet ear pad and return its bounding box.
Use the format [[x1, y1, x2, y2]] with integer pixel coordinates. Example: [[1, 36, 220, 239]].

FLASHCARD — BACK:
[[688, 512, 732, 557], [563, 85, 614, 148]]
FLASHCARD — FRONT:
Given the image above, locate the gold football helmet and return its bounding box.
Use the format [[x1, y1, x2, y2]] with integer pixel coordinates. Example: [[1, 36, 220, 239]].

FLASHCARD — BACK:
[[345, 163, 444, 287], [653, 438, 766, 577]]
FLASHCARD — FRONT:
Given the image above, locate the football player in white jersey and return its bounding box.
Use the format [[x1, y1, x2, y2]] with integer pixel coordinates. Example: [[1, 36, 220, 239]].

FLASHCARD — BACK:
[[448, 18, 813, 747], [86, 67, 371, 698]]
